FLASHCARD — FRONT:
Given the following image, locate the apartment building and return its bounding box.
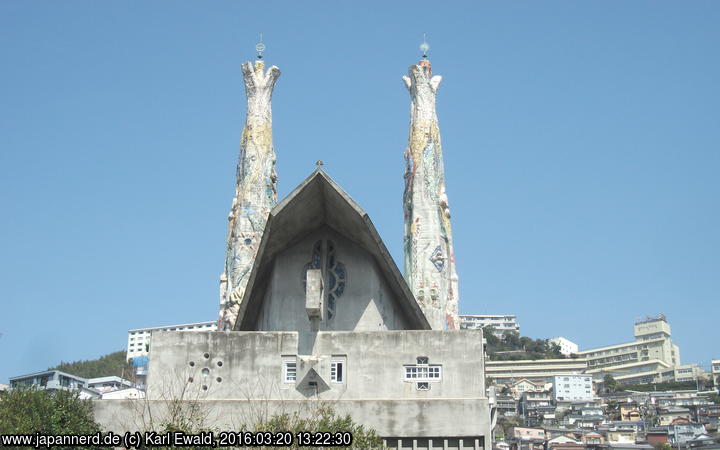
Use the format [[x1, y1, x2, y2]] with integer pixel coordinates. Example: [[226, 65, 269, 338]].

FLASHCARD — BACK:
[[577, 315, 685, 385], [459, 314, 520, 337], [126, 321, 216, 360], [712, 360, 720, 386], [485, 359, 588, 384], [548, 337, 578, 356], [553, 374, 594, 402]]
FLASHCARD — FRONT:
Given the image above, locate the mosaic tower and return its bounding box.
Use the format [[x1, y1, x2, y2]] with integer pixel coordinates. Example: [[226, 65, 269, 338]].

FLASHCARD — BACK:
[[219, 57, 280, 330], [402, 56, 460, 330]]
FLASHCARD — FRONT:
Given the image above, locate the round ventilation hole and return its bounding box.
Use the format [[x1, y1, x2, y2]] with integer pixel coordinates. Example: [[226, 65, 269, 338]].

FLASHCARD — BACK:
[[203, 352, 210, 359], [202, 385, 208, 391], [216, 377, 222, 383], [217, 361, 223, 367], [189, 361, 195, 367]]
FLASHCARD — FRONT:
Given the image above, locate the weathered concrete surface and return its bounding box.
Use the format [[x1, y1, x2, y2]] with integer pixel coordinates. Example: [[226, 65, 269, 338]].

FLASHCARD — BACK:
[[93, 398, 491, 441], [146, 330, 486, 401], [255, 227, 411, 332], [234, 170, 430, 331], [91, 330, 491, 439], [402, 60, 460, 330], [219, 59, 280, 331]]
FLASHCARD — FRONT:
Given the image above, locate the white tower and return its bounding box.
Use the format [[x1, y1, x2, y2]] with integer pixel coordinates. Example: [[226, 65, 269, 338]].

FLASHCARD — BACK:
[[219, 45, 280, 330], [402, 44, 460, 330]]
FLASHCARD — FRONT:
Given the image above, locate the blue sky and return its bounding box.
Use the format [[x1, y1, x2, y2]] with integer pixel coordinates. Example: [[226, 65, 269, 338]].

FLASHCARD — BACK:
[[1, 1, 718, 383]]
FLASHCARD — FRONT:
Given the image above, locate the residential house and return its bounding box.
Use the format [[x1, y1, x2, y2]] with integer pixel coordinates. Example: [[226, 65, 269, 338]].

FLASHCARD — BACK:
[[547, 435, 582, 450], [605, 429, 639, 445], [510, 378, 548, 398], [645, 427, 669, 445], [668, 422, 706, 445], [657, 407, 692, 426], [620, 401, 642, 421], [507, 427, 546, 450], [581, 431, 605, 447]]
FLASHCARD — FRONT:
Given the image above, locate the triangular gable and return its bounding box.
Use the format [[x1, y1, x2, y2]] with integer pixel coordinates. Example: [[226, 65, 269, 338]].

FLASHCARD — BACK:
[[233, 169, 431, 331]]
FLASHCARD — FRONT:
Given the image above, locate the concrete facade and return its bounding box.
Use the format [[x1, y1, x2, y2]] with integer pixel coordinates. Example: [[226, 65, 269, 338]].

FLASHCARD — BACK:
[[96, 331, 490, 442], [146, 330, 486, 403], [253, 227, 411, 332], [127, 321, 215, 359], [402, 58, 460, 330]]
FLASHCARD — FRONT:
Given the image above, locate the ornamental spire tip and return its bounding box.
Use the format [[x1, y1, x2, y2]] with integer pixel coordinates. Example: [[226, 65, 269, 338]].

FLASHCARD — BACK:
[[256, 33, 265, 60]]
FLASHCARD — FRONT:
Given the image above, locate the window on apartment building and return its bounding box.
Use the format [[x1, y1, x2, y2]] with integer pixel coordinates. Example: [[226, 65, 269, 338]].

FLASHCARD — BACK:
[[283, 360, 296, 383], [417, 382, 430, 391], [404, 365, 442, 381], [330, 361, 344, 383]]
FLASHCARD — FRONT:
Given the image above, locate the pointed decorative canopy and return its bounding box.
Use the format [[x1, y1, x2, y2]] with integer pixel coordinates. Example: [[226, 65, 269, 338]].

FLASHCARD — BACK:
[[233, 169, 431, 331]]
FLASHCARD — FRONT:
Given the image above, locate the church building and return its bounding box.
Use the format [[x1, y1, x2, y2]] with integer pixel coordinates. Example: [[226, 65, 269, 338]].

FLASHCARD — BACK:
[[96, 46, 492, 449]]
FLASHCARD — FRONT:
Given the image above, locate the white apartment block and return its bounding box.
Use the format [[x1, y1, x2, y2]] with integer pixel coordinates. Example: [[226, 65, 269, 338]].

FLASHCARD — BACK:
[[553, 374, 593, 402], [485, 358, 588, 385], [459, 314, 520, 337], [712, 360, 720, 387], [549, 337, 579, 356], [126, 321, 216, 360]]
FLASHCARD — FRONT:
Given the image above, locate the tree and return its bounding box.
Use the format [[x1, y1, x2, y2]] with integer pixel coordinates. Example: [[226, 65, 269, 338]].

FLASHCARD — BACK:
[[0, 388, 101, 438], [51, 350, 134, 380], [252, 404, 383, 449], [604, 374, 618, 393]]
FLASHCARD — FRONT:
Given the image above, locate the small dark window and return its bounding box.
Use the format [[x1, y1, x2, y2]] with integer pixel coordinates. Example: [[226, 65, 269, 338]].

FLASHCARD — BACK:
[[417, 356, 429, 364]]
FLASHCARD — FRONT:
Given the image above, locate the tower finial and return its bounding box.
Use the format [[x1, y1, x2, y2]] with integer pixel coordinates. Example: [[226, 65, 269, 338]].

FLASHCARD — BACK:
[[256, 32, 265, 60], [420, 33, 429, 59]]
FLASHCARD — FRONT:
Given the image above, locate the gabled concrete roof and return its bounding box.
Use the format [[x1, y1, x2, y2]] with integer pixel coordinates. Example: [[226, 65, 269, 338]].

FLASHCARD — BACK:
[[233, 169, 431, 331]]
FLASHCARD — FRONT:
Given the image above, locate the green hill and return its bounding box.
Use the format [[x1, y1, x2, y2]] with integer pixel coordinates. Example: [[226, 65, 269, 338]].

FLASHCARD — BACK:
[[483, 327, 567, 361], [49, 350, 134, 380]]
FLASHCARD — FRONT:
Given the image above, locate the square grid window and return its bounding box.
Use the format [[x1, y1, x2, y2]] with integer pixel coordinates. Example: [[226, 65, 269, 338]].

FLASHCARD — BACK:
[[330, 361, 344, 383], [283, 360, 296, 383], [404, 365, 442, 381]]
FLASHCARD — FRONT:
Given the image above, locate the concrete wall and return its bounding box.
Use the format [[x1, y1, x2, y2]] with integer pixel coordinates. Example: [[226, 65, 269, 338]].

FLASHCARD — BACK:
[[146, 329, 485, 401], [100, 329, 492, 440], [93, 398, 490, 443], [254, 227, 411, 332]]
